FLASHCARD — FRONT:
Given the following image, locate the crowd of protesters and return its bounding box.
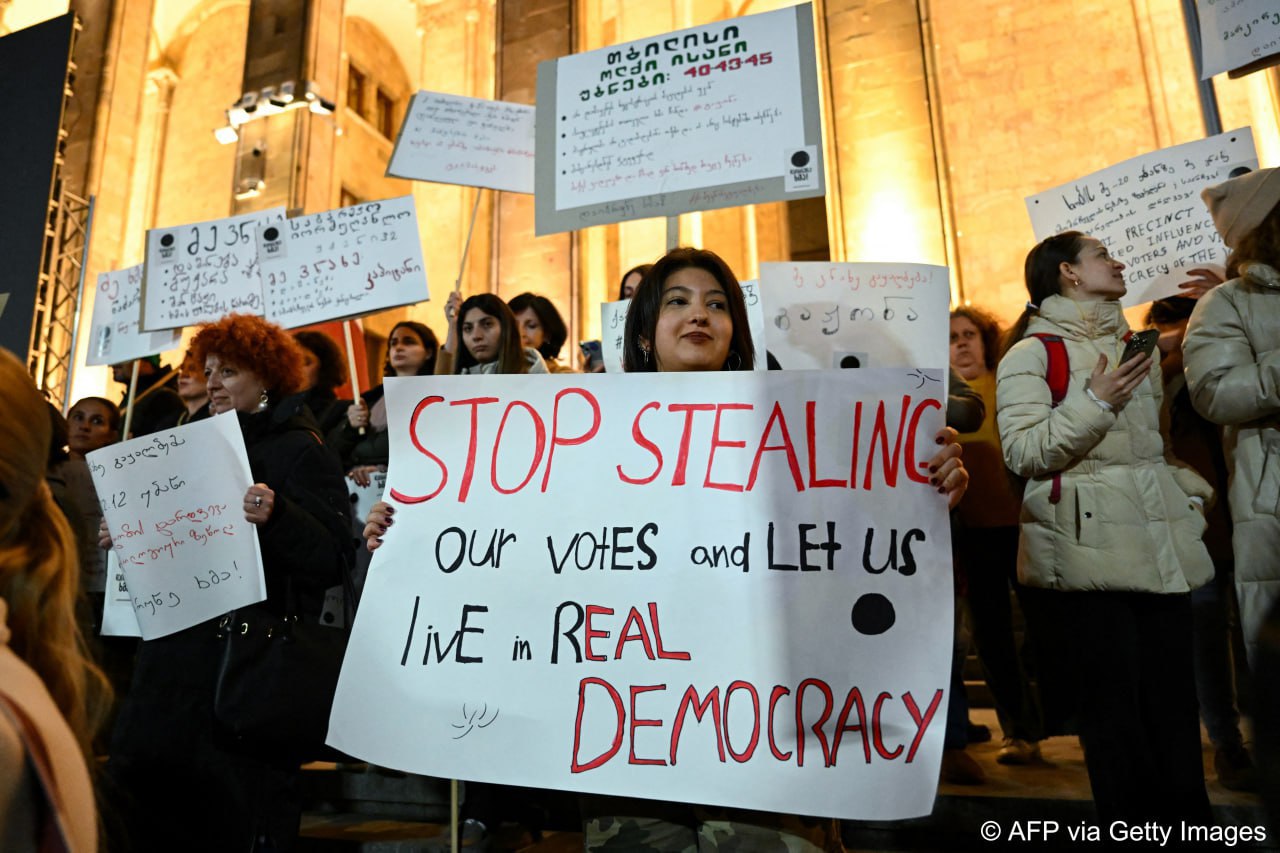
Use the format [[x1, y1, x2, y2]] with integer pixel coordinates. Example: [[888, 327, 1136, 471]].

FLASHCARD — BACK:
[[2, 167, 1279, 851]]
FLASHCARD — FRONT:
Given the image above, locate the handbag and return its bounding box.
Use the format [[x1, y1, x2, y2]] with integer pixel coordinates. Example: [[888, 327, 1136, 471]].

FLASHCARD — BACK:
[[213, 566, 356, 763]]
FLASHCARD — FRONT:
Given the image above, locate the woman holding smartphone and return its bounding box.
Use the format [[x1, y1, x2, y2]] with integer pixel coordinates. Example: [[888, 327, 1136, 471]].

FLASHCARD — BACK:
[[996, 231, 1214, 827]]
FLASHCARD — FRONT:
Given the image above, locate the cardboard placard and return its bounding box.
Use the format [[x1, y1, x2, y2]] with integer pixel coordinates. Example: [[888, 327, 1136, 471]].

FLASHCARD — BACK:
[[329, 370, 951, 820]]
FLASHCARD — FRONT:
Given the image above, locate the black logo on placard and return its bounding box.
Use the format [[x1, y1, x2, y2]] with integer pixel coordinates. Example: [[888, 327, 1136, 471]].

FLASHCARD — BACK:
[[791, 150, 811, 168], [785, 147, 817, 191], [160, 234, 174, 247], [264, 226, 279, 241], [157, 232, 175, 260]]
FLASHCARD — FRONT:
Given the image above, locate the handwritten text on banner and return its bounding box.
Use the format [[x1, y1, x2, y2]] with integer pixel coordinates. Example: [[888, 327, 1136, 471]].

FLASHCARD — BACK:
[[1195, 1, 1280, 80], [1025, 128, 1257, 307], [760, 262, 950, 373], [141, 208, 284, 330], [536, 4, 823, 233], [258, 196, 430, 328], [329, 370, 952, 820], [388, 91, 536, 195], [88, 413, 265, 640], [85, 264, 182, 367]]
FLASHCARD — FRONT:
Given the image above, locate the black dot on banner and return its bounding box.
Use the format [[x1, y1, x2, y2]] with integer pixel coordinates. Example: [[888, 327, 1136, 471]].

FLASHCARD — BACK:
[[851, 593, 895, 635], [790, 150, 810, 168], [160, 234, 174, 247], [264, 226, 279, 241]]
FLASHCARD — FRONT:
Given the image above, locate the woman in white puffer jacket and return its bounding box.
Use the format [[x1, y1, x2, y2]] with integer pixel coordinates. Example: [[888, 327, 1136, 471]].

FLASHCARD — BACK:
[[1184, 167, 1280, 668], [996, 231, 1214, 828]]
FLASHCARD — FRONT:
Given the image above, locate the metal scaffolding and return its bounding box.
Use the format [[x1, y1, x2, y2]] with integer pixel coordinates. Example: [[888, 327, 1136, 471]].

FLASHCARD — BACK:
[[25, 14, 89, 413]]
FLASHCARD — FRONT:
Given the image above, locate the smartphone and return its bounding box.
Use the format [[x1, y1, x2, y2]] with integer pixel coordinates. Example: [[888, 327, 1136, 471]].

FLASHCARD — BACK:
[[1120, 329, 1160, 365], [580, 340, 604, 371]]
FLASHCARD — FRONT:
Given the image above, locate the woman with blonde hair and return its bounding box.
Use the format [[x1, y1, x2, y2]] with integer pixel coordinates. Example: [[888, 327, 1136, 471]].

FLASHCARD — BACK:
[[0, 347, 111, 852]]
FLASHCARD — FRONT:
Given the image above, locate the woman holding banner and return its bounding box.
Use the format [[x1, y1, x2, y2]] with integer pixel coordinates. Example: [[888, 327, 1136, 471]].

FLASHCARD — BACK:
[[583, 247, 967, 852], [330, 320, 439, 487], [106, 314, 353, 853], [996, 232, 1213, 827]]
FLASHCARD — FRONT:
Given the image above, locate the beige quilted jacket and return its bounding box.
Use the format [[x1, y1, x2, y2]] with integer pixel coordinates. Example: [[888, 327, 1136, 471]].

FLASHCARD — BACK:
[[1183, 261, 1280, 662], [996, 295, 1213, 593]]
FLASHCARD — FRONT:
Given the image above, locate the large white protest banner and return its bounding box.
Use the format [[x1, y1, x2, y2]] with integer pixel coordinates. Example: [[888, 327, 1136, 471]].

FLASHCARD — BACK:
[[330, 370, 952, 820], [388, 91, 536, 195], [1025, 129, 1257, 307], [85, 264, 182, 367], [141, 208, 285, 330], [88, 413, 265, 640], [258, 196, 429, 329], [1195, 1, 1280, 80], [759, 262, 950, 373], [535, 4, 824, 234]]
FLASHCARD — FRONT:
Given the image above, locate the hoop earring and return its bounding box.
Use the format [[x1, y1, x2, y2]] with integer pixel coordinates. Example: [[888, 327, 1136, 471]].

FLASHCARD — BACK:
[[641, 346, 650, 367], [724, 351, 742, 370], [257, 389, 269, 412]]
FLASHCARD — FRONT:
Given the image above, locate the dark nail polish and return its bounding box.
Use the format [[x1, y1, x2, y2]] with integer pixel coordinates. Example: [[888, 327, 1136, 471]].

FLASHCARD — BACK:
[[929, 477, 938, 486], [935, 437, 944, 445], [937, 487, 946, 494], [929, 464, 938, 473]]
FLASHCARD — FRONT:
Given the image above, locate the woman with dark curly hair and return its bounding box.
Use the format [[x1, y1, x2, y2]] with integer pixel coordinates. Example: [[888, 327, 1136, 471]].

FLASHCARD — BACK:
[[105, 314, 352, 853], [293, 330, 350, 434], [508, 292, 573, 373], [437, 291, 547, 375], [328, 320, 438, 487]]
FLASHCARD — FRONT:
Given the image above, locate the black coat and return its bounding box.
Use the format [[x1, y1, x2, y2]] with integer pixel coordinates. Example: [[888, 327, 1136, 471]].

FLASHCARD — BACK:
[[108, 395, 353, 852], [325, 384, 389, 470]]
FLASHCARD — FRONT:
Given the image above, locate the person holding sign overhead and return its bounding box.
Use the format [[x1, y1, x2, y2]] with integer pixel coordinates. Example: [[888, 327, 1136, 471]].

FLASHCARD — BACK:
[[106, 314, 353, 853], [437, 291, 549, 376], [996, 232, 1214, 828], [330, 320, 439, 487]]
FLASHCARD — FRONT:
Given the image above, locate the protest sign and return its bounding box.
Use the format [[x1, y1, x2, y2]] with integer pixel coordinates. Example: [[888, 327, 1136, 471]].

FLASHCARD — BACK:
[[1195, 1, 1280, 79], [329, 370, 952, 820], [258, 196, 430, 328], [100, 551, 142, 638], [85, 264, 182, 367], [141, 208, 284, 330], [739, 279, 767, 371], [535, 4, 824, 234], [599, 299, 629, 373], [1025, 129, 1257, 306], [388, 91, 536, 194], [759, 262, 950, 373], [88, 412, 265, 640]]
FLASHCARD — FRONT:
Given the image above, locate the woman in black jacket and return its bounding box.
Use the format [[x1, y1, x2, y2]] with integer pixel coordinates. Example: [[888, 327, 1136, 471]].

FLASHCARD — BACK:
[[105, 314, 353, 853], [328, 320, 438, 487]]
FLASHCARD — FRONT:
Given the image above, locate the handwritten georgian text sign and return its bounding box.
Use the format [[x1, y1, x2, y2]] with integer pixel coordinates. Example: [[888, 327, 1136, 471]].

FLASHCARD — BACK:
[[258, 196, 430, 329], [599, 299, 630, 373], [329, 370, 952, 820], [1025, 128, 1257, 307], [85, 264, 182, 367], [100, 551, 142, 637], [759, 262, 950, 373], [534, 4, 825, 234], [88, 413, 266, 640], [1195, 1, 1280, 80], [388, 91, 536, 195], [141, 208, 285, 331]]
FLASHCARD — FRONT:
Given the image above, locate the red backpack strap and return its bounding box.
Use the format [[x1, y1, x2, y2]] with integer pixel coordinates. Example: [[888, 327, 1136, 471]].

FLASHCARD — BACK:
[[1029, 334, 1069, 504]]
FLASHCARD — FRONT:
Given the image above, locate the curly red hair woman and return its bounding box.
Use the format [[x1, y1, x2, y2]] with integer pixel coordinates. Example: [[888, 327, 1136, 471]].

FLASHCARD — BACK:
[[107, 313, 353, 853]]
